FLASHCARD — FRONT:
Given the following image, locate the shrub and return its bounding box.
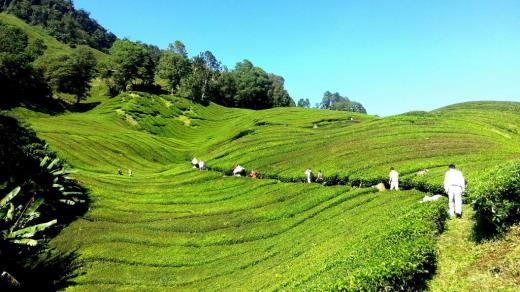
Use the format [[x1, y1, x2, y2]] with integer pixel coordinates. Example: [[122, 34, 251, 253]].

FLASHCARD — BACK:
[[468, 161, 520, 235]]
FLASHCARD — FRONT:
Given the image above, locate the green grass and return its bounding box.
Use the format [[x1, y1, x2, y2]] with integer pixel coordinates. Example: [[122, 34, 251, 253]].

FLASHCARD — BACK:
[[428, 206, 520, 291], [12, 92, 520, 290]]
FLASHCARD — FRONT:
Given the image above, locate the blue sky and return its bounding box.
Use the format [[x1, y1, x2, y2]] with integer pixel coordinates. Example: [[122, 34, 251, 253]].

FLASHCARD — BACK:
[[75, 0, 519, 116]]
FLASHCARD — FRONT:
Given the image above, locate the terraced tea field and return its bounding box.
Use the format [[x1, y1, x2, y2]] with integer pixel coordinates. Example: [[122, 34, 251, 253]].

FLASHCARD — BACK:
[[17, 94, 520, 290]]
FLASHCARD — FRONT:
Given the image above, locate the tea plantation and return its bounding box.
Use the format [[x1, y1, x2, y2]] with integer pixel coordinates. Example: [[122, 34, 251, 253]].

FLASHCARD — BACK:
[[16, 93, 520, 290]]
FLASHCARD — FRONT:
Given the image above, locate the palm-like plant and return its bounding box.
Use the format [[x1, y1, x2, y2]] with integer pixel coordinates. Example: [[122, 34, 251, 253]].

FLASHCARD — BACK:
[[39, 156, 85, 207], [1, 186, 57, 288]]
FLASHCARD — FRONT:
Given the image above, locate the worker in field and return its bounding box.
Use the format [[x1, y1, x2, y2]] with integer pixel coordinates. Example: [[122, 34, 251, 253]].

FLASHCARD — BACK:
[[444, 164, 465, 218], [389, 167, 399, 190], [250, 170, 257, 179], [192, 157, 199, 168], [316, 170, 324, 183], [198, 160, 207, 171], [128, 169, 133, 176], [233, 164, 245, 176], [118, 168, 123, 175], [305, 168, 313, 183]]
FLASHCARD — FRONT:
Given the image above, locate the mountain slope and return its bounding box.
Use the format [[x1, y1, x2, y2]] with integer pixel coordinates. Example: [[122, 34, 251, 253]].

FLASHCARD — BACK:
[[12, 92, 519, 290], [0, 13, 108, 62]]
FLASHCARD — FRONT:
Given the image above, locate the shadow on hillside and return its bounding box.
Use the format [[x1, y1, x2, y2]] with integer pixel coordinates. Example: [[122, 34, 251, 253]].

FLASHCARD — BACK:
[[22, 100, 101, 115], [471, 216, 500, 243], [1, 249, 84, 291], [1, 98, 101, 115], [0, 115, 91, 291]]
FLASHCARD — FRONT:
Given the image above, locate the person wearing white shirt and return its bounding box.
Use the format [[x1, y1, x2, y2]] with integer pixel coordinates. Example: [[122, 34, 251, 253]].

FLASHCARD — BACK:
[[192, 158, 199, 168], [233, 165, 245, 176], [304, 168, 313, 183], [444, 164, 465, 218], [198, 161, 206, 171], [389, 167, 399, 191]]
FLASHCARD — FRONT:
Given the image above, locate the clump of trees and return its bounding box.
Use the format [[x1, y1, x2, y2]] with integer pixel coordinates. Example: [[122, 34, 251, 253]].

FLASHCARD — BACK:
[[101, 39, 158, 94], [1, 0, 116, 51], [42, 47, 97, 104], [0, 22, 51, 107], [2, 1, 369, 112], [1, 21, 97, 108], [297, 98, 311, 108], [103, 40, 295, 109], [319, 91, 367, 113]]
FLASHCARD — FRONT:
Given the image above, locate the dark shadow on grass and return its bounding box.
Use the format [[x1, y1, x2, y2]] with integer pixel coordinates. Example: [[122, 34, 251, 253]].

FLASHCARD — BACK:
[[471, 215, 501, 243], [71, 102, 101, 113], [0, 248, 84, 291], [0, 115, 91, 290]]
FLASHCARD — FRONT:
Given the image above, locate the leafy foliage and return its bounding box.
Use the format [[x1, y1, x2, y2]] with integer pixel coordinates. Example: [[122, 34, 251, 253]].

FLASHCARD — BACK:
[[0, 187, 57, 248], [0, 115, 88, 224], [297, 98, 311, 108], [320, 91, 366, 113], [157, 49, 191, 95], [1, 0, 117, 51], [0, 115, 89, 290], [468, 161, 520, 235], [103, 39, 157, 94], [42, 47, 97, 104], [0, 21, 51, 107]]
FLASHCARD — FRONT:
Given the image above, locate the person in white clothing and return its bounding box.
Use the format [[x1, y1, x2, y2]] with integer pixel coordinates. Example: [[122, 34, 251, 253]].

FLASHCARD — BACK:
[[192, 158, 199, 168], [304, 168, 313, 183], [198, 161, 206, 171], [444, 164, 465, 218], [233, 165, 245, 176], [389, 167, 399, 191]]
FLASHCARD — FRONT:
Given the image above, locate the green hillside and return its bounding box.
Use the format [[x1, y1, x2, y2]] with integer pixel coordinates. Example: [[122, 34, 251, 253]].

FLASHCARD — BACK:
[[0, 13, 108, 63], [11, 92, 519, 290]]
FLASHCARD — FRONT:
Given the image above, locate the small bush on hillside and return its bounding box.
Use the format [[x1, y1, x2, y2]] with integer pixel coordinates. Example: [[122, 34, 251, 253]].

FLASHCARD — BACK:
[[468, 161, 520, 235]]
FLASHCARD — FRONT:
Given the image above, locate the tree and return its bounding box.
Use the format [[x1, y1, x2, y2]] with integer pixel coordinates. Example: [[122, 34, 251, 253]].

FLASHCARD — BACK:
[[107, 39, 155, 93], [297, 98, 310, 108], [330, 101, 367, 113], [319, 90, 367, 113], [0, 22, 50, 107], [2, 0, 116, 51], [267, 74, 294, 107], [320, 91, 349, 109], [178, 50, 221, 103], [168, 40, 187, 57], [157, 51, 191, 95], [213, 70, 236, 107], [231, 60, 272, 109], [44, 48, 97, 104]]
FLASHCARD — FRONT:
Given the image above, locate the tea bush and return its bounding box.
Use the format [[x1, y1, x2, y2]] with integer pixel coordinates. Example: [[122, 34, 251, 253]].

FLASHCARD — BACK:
[[468, 160, 520, 234]]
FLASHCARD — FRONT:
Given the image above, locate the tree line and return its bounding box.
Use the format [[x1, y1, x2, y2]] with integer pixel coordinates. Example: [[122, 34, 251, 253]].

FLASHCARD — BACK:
[[102, 39, 295, 109], [1, 0, 366, 113], [296, 91, 367, 113]]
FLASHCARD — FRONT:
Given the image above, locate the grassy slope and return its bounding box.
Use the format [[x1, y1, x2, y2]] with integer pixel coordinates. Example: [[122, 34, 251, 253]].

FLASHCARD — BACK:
[[96, 94, 520, 189], [15, 92, 519, 290], [0, 13, 108, 63], [428, 206, 520, 291]]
